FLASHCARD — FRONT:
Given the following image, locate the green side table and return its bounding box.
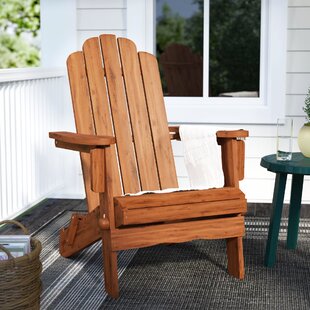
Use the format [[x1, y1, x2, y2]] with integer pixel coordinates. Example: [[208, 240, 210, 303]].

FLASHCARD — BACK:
[[260, 152, 310, 267]]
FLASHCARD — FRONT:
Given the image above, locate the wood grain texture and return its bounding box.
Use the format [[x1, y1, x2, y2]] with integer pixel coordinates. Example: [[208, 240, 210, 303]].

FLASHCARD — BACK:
[[49, 131, 115, 146], [139, 52, 178, 189], [100, 34, 140, 194], [118, 38, 160, 191], [67, 52, 99, 212], [226, 236, 245, 279], [111, 216, 245, 251], [90, 149, 105, 193], [115, 187, 244, 209], [83, 37, 122, 196], [115, 198, 246, 226]]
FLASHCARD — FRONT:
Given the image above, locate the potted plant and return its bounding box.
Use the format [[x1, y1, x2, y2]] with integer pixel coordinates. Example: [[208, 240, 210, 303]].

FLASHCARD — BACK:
[[298, 87, 310, 157]]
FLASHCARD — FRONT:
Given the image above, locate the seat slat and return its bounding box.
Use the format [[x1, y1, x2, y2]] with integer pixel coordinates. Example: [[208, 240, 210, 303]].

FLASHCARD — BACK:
[[111, 216, 245, 251], [118, 38, 160, 191], [100, 34, 140, 194], [83, 37, 122, 195], [67, 52, 99, 211], [115, 198, 246, 226], [114, 187, 244, 209], [139, 52, 178, 189]]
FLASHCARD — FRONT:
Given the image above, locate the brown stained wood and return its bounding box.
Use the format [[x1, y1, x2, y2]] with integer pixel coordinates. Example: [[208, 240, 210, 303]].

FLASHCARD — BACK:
[[237, 140, 245, 180], [102, 147, 116, 229], [118, 38, 160, 191], [102, 231, 119, 298], [83, 37, 122, 196], [52, 34, 249, 298], [139, 52, 178, 189], [219, 139, 240, 187], [90, 149, 105, 193], [67, 52, 99, 212], [65, 214, 79, 246], [49, 131, 115, 146], [216, 130, 249, 139], [54, 140, 93, 153], [59, 208, 101, 257], [115, 199, 246, 226], [111, 216, 245, 251], [226, 236, 245, 279], [114, 187, 244, 209], [100, 34, 140, 194]]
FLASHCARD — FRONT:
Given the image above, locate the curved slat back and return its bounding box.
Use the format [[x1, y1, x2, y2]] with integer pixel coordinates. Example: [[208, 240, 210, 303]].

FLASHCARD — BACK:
[[139, 52, 178, 188], [67, 34, 178, 199], [117, 38, 160, 190]]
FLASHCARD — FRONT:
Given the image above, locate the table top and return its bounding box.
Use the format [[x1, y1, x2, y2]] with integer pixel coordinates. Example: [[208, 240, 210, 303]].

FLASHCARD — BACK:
[[260, 152, 310, 175]]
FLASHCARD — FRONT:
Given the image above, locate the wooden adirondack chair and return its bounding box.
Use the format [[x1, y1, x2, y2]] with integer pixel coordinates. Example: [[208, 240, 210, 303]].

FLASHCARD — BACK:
[[49, 34, 249, 299]]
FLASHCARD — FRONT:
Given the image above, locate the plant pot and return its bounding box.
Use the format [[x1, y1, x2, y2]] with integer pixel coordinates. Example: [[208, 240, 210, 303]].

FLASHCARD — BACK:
[[298, 123, 310, 157]]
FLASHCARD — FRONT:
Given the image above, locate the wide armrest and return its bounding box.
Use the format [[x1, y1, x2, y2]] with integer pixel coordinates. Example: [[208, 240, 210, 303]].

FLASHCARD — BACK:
[[49, 131, 116, 153], [168, 126, 249, 141]]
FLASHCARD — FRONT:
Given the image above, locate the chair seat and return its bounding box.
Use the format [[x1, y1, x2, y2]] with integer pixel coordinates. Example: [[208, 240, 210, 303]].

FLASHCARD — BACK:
[[114, 187, 246, 227]]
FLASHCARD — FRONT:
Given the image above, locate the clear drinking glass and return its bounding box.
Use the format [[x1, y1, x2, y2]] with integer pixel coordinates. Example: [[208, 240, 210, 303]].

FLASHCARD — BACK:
[[276, 118, 293, 161]]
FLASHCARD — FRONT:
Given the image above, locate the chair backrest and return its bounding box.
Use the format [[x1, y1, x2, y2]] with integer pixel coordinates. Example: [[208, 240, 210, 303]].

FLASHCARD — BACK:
[[67, 35, 178, 210], [159, 43, 203, 96]]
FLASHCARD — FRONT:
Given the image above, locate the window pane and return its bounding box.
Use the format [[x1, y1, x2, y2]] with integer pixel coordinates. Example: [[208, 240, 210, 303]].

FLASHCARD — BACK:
[[156, 0, 204, 96], [209, 0, 261, 97]]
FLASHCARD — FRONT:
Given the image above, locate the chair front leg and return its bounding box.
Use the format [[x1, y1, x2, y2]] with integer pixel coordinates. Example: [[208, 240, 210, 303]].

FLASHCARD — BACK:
[[226, 236, 245, 279]]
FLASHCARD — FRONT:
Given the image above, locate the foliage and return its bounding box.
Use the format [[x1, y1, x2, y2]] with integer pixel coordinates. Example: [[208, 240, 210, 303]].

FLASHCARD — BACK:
[[0, 0, 40, 68], [0, 0, 40, 37], [304, 88, 310, 124], [156, 3, 187, 57], [209, 0, 261, 96], [0, 32, 40, 68]]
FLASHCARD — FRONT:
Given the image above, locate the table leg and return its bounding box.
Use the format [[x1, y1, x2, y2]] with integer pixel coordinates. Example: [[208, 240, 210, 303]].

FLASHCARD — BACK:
[[264, 173, 287, 267], [287, 174, 304, 249]]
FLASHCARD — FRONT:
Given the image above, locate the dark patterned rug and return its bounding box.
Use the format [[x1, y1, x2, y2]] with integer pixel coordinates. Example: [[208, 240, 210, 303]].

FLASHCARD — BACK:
[[34, 212, 310, 309]]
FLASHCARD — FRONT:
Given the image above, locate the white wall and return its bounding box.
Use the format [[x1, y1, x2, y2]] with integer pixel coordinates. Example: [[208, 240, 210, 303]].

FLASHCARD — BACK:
[[76, 0, 126, 48], [65, 0, 310, 203]]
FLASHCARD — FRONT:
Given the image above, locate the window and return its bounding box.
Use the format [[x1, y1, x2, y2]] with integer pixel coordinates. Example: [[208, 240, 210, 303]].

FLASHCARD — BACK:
[[127, 0, 288, 124], [0, 0, 40, 68]]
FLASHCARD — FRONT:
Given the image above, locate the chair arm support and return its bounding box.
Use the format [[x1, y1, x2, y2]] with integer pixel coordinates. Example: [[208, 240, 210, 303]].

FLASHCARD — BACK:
[[168, 126, 248, 187], [49, 131, 116, 153]]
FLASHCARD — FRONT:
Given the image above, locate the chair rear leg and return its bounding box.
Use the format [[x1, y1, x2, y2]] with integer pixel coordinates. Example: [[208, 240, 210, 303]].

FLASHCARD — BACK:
[[226, 236, 245, 279], [102, 231, 119, 298]]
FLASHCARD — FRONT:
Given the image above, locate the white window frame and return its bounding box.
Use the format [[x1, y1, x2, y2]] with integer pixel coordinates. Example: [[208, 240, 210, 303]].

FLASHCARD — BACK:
[[127, 0, 288, 124]]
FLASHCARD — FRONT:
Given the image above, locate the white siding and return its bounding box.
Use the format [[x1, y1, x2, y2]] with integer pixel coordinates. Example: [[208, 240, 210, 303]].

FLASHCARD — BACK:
[[76, 0, 126, 48]]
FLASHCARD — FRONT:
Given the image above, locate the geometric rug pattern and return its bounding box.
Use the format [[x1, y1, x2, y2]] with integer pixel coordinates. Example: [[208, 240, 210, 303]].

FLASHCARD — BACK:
[[36, 212, 310, 309]]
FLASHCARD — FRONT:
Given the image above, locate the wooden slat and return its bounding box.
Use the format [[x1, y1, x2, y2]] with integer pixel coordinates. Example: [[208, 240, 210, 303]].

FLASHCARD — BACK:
[[83, 37, 122, 195], [116, 199, 246, 226], [67, 52, 99, 212], [99, 34, 140, 194], [219, 139, 240, 187], [115, 188, 244, 209], [139, 52, 178, 189], [90, 149, 105, 192], [111, 216, 245, 251], [118, 38, 160, 191]]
